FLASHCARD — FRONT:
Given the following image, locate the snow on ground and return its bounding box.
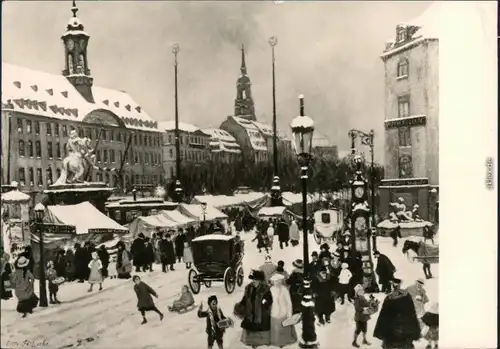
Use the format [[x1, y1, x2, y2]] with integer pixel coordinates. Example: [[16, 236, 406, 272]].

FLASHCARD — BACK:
[[1, 232, 438, 349]]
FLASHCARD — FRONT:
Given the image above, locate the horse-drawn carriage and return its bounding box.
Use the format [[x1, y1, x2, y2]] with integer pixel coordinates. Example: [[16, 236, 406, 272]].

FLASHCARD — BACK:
[[312, 209, 343, 245], [188, 234, 245, 295], [402, 240, 439, 264]]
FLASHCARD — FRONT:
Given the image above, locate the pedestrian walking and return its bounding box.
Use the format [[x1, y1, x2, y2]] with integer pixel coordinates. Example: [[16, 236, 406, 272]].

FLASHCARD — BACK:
[[266, 223, 275, 250], [46, 261, 62, 304], [421, 302, 439, 349], [10, 257, 38, 318], [373, 250, 396, 293], [97, 245, 109, 278], [289, 219, 300, 247], [269, 273, 297, 347], [352, 284, 373, 347], [133, 275, 164, 324], [131, 233, 146, 272], [87, 252, 103, 292], [159, 234, 175, 272], [175, 230, 186, 263], [312, 265, 336, 325], [338, 262, 353, 304], [143, 238, 155, 272], [183, 242, 193, 269]]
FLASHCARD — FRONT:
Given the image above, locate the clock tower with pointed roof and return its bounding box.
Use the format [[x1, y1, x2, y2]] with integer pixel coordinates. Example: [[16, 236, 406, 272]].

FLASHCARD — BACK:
[[234, 45, 256, 121], [62, 0, 94, 103]]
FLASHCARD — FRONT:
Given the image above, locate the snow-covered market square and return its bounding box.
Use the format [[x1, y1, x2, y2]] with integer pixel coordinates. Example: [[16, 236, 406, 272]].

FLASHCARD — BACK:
[[1, 1, 496, 349]]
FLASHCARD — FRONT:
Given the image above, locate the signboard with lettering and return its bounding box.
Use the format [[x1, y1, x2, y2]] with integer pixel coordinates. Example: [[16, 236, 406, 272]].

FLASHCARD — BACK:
[[43, 224, 77, 235]]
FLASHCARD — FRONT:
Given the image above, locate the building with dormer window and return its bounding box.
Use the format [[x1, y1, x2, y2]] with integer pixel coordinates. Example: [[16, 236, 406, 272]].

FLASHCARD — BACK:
[[378, 3, 440, 222], [1, 2, 163, 193]]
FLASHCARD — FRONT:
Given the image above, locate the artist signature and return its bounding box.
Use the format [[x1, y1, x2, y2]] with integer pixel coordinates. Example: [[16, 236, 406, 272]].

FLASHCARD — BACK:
[[5, 339, 49, 348]]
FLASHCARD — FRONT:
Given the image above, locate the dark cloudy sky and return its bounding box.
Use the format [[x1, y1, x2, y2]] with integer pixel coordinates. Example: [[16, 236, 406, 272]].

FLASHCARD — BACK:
[[2, 1, 431, 161]]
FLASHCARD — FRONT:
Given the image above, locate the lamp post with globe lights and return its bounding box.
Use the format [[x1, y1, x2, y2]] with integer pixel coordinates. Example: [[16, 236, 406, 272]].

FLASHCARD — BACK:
[[33, 203, 49, 307], [172, 43, 183, 203], [290, 95, 318, 349]]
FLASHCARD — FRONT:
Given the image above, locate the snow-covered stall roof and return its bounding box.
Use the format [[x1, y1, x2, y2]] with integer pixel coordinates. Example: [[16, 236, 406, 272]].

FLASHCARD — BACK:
[[160, 210, 197, 226], [44, 201, 127, 235], [1, 189, 30, 203], [2, 62, 159, 131], [281, 192, 323, 206], [202, 128, 242, 154], [233, 117, 268, 151], [178, 204, 227, 221], [191, 192, 268, 209], [192, 234, 233, 242], [128, 213, 179, 237], [257, 206, 288, 217]]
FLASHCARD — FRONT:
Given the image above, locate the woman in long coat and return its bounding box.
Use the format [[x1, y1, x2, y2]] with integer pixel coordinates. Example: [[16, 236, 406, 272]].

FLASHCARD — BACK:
[[289, 220, 300, 246], [269, 273, 297, 347], [10, 257, 38, 318], [64, 249, 76, 282], [286, 259, 304, 314], [182, 242, 193, 269], [234, 270, 273, 348]]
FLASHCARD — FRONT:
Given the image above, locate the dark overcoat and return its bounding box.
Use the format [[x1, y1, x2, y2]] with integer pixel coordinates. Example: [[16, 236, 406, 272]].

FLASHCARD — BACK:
[[234, 282, 273, 332], [134, 281, 158, 311]]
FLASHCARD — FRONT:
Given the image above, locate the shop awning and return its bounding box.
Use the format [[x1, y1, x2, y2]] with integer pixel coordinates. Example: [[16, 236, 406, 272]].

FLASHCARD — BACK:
[[1, 189, 30, 203], [44, 201, 127, 235]]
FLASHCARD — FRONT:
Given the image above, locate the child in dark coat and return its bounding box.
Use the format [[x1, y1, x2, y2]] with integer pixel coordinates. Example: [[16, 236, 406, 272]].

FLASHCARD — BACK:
[[133, 275, 164, 324], [352, 284, 373, 347], [198, 295, 227, 349]]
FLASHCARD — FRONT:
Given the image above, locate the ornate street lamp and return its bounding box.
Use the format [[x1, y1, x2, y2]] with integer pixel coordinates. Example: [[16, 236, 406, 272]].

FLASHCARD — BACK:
[[33, 203, 48, 307], [290, 95, 318, 349], [172, 43, 183, 202]]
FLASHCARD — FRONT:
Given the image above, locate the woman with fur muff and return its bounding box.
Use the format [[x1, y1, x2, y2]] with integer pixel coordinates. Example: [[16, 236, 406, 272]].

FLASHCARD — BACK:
[[233, 270, 273, 348], [269, 273, 297, 347], [286, 259, 304, 314]]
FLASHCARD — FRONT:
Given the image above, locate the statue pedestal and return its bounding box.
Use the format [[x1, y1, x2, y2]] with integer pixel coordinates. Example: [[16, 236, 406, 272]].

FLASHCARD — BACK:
[[43, 182, 114, 213]]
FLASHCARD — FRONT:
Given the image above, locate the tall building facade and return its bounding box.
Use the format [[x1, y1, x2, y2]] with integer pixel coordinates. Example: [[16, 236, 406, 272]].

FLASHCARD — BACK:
[[220, 46, 292, 164], [202, 128, 242, 163], [160, 121, 211, 182], [379, 5, 439, 222], [1, 3, 163, 193]]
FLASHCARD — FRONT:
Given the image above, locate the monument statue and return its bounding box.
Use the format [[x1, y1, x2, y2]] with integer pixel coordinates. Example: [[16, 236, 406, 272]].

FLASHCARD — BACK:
[[53, 130, 98, 185], [388, 197, 413, 222]]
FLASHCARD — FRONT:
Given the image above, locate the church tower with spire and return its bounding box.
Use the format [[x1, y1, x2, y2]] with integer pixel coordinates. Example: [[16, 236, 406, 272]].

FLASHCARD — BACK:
[[234, 45, 256, 121], [61, 0, 95, 103]]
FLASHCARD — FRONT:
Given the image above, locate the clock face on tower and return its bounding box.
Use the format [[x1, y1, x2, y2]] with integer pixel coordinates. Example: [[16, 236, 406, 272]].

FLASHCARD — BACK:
[[354, 187, 365, 199], [66, 39, 75, 51]]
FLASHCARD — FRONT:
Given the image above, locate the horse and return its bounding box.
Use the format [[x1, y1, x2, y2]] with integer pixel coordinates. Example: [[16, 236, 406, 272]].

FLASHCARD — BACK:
[[53, 138, 93, 185], [402, 240, 420, 262]]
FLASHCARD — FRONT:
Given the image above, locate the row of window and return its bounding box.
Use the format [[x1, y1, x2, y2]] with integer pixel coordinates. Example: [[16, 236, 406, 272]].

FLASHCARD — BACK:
[[17, 166, 160, 187], [18, 139, 161, 166], [166, 148, 210, 162], [16, 119, 161, 147], [166, 133, 209, 147]]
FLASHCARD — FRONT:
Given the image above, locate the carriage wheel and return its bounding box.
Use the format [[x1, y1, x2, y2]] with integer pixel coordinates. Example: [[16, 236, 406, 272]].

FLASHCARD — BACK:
[[236, 266, 244, 287], [204, 281, 212, 288], [313, 232, 321, 245], [188, 269, 201, 294], [224, 267, 236, 294]]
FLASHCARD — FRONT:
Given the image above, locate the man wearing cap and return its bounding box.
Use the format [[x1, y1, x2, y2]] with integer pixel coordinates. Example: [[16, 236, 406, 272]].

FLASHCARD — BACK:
[[373, 278, 421, 348], [406, 278, 429, 320], [373, 250, 396, 294]]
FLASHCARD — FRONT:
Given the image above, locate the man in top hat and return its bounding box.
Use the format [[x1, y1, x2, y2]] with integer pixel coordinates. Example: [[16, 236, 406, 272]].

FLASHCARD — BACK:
[[310, 251, 321, 277], [286, 259, 305, 314], [373, 250, 396, 294], [373, 277, 421, 349], [319, 243, 331, 261]]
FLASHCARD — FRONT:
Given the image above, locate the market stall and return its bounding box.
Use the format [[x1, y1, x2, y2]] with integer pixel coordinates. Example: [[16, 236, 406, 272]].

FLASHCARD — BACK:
[[257, 206, 289, 220], [128, 214, 178, 238], [1, 183, 31, 259], [178, 203, 227, 222]]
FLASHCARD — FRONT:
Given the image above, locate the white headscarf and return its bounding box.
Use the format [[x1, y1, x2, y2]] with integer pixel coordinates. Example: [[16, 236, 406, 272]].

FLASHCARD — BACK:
[[270, 273, 292, 319]]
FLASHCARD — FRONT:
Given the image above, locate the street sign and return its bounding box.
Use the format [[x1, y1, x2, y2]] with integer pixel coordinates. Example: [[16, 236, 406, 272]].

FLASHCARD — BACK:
[[42, 224, 76, 235]]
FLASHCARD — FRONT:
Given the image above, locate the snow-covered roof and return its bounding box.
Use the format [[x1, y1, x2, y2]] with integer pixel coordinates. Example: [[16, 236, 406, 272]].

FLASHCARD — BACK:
[[382, 3, 441, 58], [203, 128, 242, 154], [2, 62, 159, 131], [192, 234, 233, 242], [233, 117, 267, 151], [159, 120, 200, 133]]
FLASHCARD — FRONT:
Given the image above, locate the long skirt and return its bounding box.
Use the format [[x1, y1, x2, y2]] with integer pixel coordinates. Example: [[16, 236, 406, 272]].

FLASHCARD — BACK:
[[240, 329, 270, 347], [16, 294, 38, 314], [270, 316, 297, 347]]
